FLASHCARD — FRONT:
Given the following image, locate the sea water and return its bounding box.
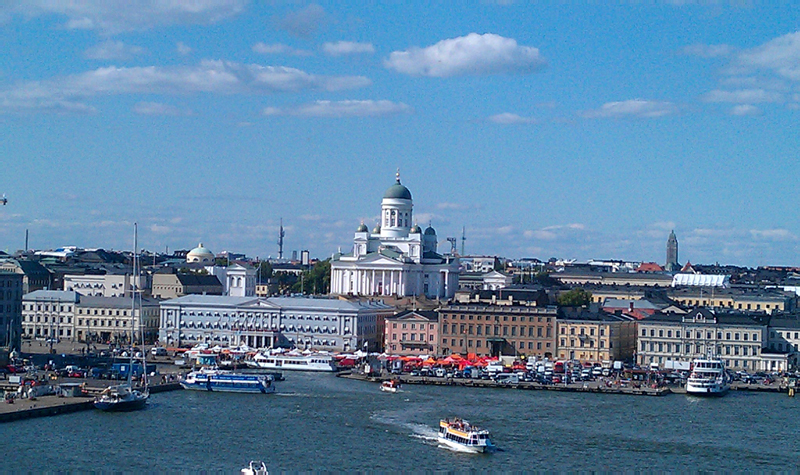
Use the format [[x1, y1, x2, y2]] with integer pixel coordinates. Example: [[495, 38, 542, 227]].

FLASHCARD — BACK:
[[3, 373, 798, 472]]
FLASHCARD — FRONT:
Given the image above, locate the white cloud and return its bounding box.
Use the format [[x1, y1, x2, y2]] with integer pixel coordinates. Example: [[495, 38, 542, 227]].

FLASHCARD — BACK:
[[581, 99, 678, 119], [487, 112, 536, 124], [384, 33, 545, 77], [730, 104, 760, 116], [322, 41, 375, 56], [750, 228, 797, 241], [524, 223, 585, 241], [702, 88, 783, 103], [133, 101, 192, 116], [0, 60, 370, 113], [6, 0, 247, 34], [436, 202, 475, 211], [263, 100, 412, 118], [276, 4, 329, 38], [681, 43, 734, 58], [252, 42, 312, 56], [84, 40, 145, 61], [735, 31, 800, 81], [176, 42, 192, 55]]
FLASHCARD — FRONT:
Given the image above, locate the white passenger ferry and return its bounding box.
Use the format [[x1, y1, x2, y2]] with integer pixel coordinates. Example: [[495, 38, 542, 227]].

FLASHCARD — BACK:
[[438, 418, 493, 453], [248, 351, 337, 372], [686, 356, 730, 396]]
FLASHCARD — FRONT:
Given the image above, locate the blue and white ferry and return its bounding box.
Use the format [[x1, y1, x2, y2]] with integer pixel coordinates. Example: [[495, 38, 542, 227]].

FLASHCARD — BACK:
[[180, 354, 275, 394], [180, 368, 275, 394]]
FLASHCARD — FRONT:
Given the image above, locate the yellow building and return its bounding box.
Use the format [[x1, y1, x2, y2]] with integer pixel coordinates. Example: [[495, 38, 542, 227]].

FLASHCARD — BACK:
[[556, 310, 637, 363]]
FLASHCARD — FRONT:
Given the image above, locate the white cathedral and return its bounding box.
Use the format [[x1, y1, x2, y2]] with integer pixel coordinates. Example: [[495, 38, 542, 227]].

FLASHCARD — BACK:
[[330, 173, 460, 299]]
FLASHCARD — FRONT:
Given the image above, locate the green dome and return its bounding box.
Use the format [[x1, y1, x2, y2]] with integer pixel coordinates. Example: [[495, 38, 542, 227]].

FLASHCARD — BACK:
[[410, 224, 422, 234], [424, 226, 436, 236], [383, 182, 412, 200], [372, 224, 381, 234], [356, 223, 369, 232]]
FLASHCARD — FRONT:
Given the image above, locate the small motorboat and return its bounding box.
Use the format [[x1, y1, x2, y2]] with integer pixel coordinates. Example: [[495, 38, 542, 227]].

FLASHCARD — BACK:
[[241, 460, 268, 475], [380, 379, 401, 393]]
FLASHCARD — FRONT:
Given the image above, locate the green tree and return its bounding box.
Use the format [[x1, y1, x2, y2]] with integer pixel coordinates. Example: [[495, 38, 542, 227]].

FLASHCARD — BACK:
[[257, 261, 273, 281], [557, 288, 592, 307], [291, 259, 332, 295]]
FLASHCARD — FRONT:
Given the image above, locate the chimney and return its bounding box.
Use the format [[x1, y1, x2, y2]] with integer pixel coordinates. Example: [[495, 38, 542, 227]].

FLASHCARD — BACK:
[[629, 301, 634, 312]]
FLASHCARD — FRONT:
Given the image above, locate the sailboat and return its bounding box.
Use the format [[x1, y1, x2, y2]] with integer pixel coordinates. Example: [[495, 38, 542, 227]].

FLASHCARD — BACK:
[[94, 223, 149, 412]]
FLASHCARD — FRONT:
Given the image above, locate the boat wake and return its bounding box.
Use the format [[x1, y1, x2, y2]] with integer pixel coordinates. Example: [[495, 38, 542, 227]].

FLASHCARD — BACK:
[[371, 412, 439, 447]]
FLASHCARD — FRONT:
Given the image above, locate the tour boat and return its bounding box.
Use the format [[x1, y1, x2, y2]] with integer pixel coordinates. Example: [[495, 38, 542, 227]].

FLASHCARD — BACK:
[[686, 356, 730, 396], [438, 418, 493, 453], [248, 352, 337, 372], [180, 367, 275, 394], [241, 460, 268, 475], [380, 379, 400, 393]]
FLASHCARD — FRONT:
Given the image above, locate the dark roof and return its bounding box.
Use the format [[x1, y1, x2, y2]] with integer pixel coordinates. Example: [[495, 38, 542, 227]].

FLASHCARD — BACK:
[[16, 260, 51, 276], [558, 307, 635, 322], [176, 274, 222, 287], [388, 310, 439, 322], [642, 308, 769, 326]]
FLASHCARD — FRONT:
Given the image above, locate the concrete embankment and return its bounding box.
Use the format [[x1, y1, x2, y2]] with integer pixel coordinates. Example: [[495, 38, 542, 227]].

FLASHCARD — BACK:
[[0, 382, 182, 423], [338, 372, 670, 396]]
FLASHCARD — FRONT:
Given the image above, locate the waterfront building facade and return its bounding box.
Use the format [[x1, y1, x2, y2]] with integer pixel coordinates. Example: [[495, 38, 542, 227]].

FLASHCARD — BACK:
[[556, 309, 637, 363], [21, 290, 78, 342], [438, 304, 557, 358], [330, 173, 460, 299], [158, 295, 394, 352], [636, 308, 768, 371], [384, 310, 439, 355], [0, 272, 23, 349], [74, 296, 160, 345]]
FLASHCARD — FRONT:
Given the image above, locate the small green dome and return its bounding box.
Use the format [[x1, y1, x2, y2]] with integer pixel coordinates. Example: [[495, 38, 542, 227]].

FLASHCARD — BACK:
[[410, 224, 422, 234], [424, 226, 436, 236], [372, 224, 381, 234], [356, 223, 368, 232]]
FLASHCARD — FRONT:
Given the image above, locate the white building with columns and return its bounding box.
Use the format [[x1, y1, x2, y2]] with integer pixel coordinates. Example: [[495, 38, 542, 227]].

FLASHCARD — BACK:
[[330, 173, 460, 299]]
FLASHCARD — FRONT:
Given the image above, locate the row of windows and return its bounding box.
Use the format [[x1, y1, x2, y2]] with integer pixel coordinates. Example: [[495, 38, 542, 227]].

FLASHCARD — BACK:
[[442, 324, 552, 338], [392, 322, 435, 330], [560, 338, 610, 349], [641, 341, 757, 356], [441, 339, 552, 351], [645, 355, 755, 370], [25, 304, 73, 312], [772, 331, 800, 340], [560, 327, 608, 337], [442, 314, 552, 323], [677, 299, 779, 310], [642, 328, 759, 341], [25, 328, 72, 337], [393, 333, 435, 342]]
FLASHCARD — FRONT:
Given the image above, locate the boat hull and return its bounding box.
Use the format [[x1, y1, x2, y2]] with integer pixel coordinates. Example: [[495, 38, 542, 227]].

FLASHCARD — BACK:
[[686, 383, 729, 396], [380, 386, 398, 393], [437, 436, 488, 453], [94, 396, 148, 412], [180, 381, 275, 394]]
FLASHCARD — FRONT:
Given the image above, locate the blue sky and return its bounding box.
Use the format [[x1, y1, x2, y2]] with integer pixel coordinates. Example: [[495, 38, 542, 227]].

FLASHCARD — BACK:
[[1, 1, 799, 267]]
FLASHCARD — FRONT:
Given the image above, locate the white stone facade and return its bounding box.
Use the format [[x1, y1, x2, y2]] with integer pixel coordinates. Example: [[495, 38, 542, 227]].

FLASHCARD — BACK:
[[158, 295, 394, 352], [331, 173, 460, 299]]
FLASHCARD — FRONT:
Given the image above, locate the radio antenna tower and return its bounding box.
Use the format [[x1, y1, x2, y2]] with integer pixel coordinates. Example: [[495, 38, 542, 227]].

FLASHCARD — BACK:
[[461, 226, 466, 256], [277, 218, 285, 260]]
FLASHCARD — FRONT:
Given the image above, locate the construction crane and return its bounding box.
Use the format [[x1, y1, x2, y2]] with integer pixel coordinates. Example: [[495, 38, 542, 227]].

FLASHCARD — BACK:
[[446, 237, 458, 256]]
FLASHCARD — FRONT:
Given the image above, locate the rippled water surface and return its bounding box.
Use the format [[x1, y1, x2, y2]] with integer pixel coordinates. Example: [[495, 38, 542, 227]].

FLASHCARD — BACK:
[[4, 373, 799, 472]]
